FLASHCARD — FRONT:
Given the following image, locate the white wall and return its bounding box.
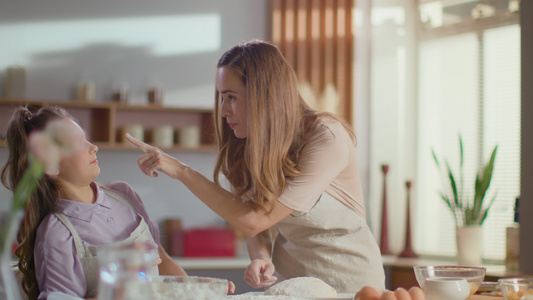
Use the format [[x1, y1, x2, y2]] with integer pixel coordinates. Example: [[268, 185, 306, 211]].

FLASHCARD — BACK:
[[0, 0, 268, 229]]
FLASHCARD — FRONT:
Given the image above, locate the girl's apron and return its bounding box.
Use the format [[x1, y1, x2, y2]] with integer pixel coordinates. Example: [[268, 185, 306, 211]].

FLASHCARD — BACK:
[[54, 188, 159, 298], [272, 192, 385, 293]]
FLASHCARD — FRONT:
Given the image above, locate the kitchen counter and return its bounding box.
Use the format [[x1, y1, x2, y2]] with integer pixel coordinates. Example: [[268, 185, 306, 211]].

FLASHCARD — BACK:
[[172, 256, 520, 295], [173, 255, 517, 278], [173, 257, 251, 270], [173, 255, 511, 274], [381, 255, 524, 290], [381, 255, 513, 277]]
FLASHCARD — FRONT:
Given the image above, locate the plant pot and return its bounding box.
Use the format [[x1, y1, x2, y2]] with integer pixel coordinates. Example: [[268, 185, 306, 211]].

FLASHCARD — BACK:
[[456, 225, 483, 266]]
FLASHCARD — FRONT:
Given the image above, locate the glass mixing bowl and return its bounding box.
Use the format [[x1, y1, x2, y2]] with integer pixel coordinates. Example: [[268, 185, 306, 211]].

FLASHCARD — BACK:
[[150, 276, 228, 300]]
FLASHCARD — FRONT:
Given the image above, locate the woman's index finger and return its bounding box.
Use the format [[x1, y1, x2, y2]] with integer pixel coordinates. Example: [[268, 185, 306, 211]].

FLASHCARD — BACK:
[[125, 133, 151, 153]]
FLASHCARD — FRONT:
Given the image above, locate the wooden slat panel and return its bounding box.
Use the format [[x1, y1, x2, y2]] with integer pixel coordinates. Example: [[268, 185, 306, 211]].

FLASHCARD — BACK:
[[280, 0, 287, 54], [270, 0, 354, 124], [344, 0, 353, 122], [311, 0, 321, 98], [305, 0, 313, 84], [296, 0, 308, 81], [319, 0, 326, 92], [324, 0, 335, 86], [271, 0, 282, 45], [332, 0, 339, 87], [284, 0, 295, 64]]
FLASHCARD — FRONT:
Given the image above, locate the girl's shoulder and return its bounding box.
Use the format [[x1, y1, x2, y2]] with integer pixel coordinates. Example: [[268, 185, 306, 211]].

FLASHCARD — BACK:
[[97, 181, 146, 209], [35, 213, 74, 248], [97, 181, 135, 193], [97, 181, 140, 201]]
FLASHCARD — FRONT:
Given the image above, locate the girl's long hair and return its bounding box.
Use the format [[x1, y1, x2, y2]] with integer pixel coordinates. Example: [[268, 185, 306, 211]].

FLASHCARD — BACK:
[[213, 40, 355, 214], [1, 105, 71, 300]]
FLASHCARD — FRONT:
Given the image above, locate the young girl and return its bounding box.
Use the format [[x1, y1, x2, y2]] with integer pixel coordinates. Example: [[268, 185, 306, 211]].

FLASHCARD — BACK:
[[1, 106, 187, 300]]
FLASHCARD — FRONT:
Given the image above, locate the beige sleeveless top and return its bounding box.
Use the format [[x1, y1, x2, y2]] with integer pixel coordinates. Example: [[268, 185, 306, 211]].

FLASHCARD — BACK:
[[54, 188, 159, 298], [272, 192, 385, 293]]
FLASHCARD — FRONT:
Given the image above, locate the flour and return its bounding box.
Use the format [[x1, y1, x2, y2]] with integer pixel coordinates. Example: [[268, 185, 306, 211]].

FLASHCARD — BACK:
[[264, 277, 338, 298], [225, 296, 304, 300], [150, 279, 227, 300]]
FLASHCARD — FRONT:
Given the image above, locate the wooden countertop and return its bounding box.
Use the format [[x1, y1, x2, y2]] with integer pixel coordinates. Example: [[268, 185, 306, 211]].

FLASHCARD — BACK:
[[470, 296, 503, 300], [381, 255, 524, 279], [172, 255, 519, 279]]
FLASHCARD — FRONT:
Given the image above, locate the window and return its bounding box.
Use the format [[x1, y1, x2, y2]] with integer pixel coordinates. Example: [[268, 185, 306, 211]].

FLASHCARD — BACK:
[[359, 0, 521, 261], [415, 22, 521, 260]]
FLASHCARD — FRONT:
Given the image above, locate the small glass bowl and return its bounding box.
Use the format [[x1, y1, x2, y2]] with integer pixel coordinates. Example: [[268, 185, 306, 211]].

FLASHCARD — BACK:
[[413, 265, 486, 296], [498, 278, 533, 300], [424, 277, 471, 300]]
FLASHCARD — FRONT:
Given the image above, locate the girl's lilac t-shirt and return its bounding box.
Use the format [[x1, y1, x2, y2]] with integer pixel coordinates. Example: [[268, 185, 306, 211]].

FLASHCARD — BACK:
[[34, 181, 159, 300]]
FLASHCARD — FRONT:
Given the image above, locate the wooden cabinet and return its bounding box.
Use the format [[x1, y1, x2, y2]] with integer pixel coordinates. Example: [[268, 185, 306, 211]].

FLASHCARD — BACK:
[[0, 99, 216, 151]]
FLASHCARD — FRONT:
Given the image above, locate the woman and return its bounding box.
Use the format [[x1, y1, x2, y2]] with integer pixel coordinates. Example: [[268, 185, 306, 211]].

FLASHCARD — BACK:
[[127, 39, 385, 293]]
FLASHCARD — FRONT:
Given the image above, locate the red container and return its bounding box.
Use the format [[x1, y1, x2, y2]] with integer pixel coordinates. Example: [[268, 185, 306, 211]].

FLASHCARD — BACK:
[[183, 227, 235, 257]]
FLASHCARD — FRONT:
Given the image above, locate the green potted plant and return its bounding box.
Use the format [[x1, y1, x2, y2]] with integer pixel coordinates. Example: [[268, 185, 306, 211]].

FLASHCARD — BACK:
[[431, 135, 498, 265]]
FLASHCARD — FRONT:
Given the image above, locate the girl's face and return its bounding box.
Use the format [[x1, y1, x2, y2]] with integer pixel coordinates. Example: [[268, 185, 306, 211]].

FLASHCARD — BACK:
[[216, 66, 249, 139], [55, 119, 100, 186]]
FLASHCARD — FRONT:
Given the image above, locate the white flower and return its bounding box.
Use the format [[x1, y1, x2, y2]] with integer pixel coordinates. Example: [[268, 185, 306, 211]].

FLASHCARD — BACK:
[[28, 119, 79, 176]]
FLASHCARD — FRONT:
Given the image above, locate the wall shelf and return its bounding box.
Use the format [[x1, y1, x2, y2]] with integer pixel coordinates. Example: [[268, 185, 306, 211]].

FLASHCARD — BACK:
[[0, 99, 216, 151]]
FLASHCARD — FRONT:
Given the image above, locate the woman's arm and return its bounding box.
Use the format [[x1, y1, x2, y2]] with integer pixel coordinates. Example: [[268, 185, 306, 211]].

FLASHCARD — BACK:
[[247, 229, 273, 261], [244, 229, 278, 288], [126, 134, 294, 237]]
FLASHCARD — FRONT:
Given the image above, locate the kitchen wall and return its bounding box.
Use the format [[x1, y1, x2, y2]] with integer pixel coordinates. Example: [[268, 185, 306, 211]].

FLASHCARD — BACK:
[[0, 0, 268, 229]]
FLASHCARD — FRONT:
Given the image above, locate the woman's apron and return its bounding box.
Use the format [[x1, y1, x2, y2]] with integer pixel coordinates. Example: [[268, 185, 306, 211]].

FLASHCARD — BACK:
[[272, 192, 385, 293], [54, 188, 159, 298]]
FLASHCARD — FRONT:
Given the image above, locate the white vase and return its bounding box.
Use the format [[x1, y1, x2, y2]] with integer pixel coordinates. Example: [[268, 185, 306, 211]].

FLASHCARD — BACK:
[[456, 225, 483, 266]]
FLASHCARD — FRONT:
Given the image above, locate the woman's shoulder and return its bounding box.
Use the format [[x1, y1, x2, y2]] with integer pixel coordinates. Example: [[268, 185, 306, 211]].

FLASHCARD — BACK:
[[310, 116, 352, 144]]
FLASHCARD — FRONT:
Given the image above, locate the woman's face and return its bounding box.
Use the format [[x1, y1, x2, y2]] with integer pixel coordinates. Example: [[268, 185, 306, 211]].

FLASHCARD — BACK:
[[216, 66, 248, 139], [55, 119, 100, 186]]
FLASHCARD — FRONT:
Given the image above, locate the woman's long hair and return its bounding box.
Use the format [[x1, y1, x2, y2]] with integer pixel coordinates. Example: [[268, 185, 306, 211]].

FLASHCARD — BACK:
[[1, 106, 71, 300], [213, 40, 355, 214]]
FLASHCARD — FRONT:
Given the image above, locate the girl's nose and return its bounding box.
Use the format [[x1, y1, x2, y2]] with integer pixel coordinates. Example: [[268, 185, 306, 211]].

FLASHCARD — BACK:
[[90, 142, 98, 153]]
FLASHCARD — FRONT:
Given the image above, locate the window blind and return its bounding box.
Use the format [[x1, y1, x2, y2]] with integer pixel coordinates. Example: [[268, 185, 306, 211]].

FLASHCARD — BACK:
[[364, 0, 520, 261], [414, 21, 521, 260]]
